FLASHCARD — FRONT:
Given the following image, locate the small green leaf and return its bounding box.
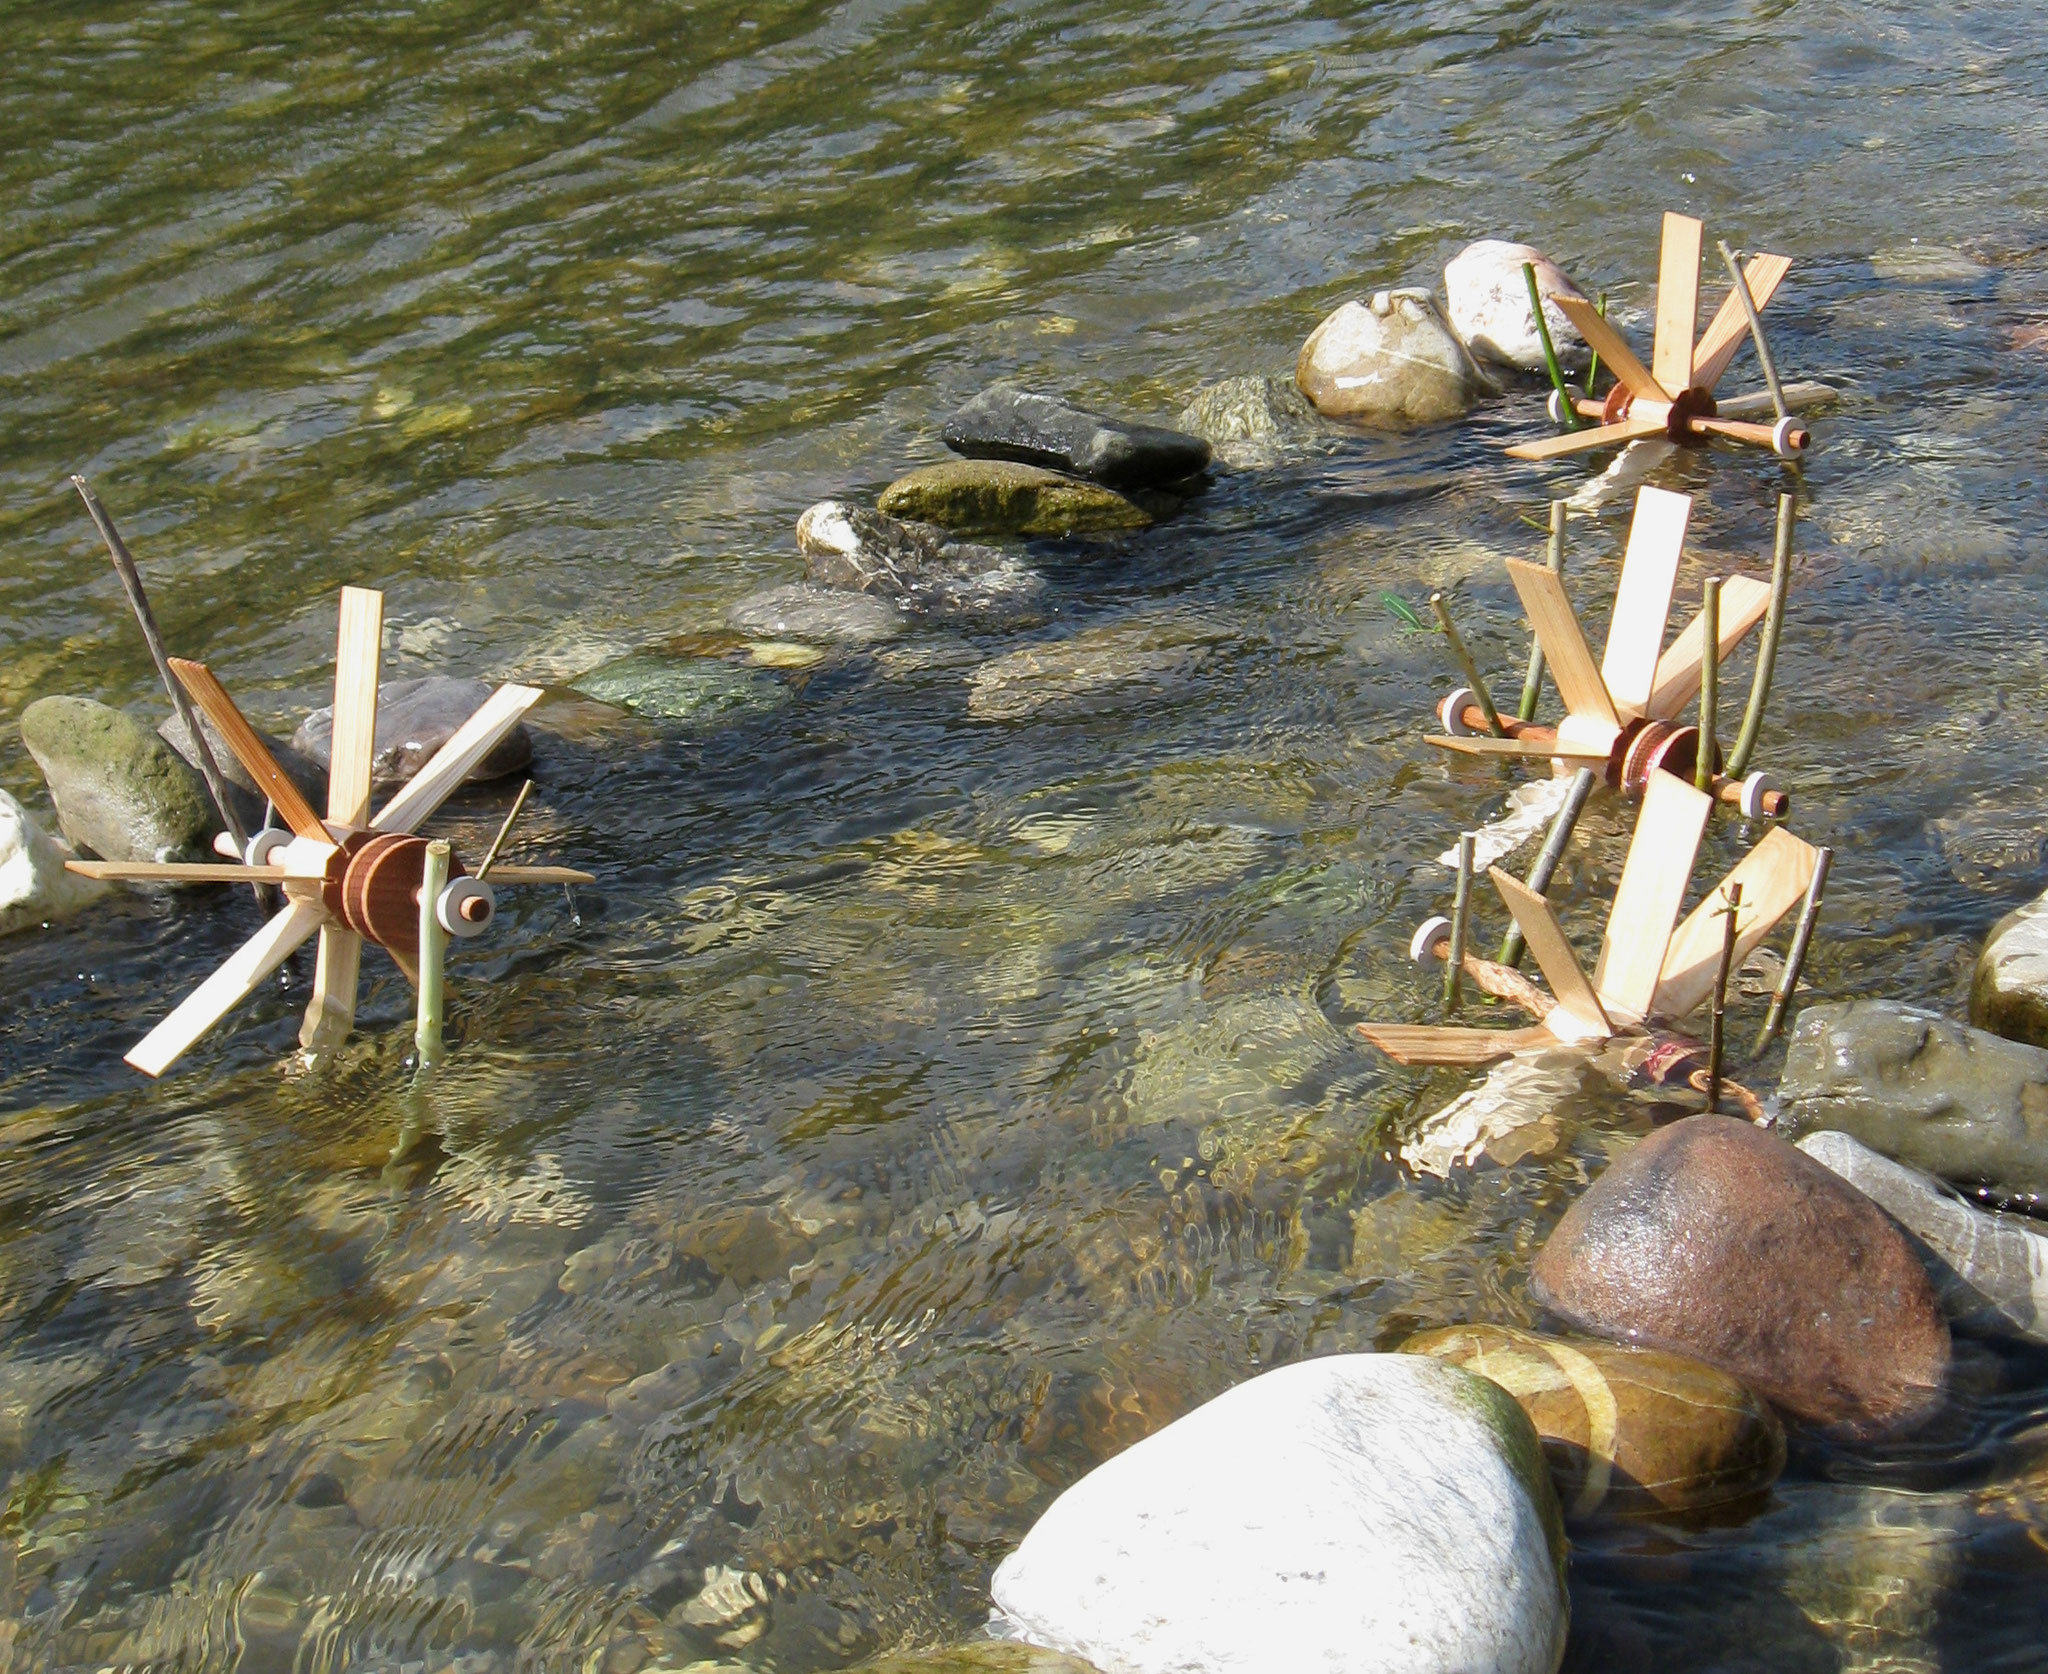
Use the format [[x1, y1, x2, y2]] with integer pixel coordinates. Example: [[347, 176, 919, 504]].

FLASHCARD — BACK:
[[1382, 592, 1435, 632]]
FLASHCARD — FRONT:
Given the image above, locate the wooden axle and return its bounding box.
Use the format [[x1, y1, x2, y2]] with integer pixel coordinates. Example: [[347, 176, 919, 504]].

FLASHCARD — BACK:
[[1568, 388, 1809, 458], [1432, 696, 1789, 817]]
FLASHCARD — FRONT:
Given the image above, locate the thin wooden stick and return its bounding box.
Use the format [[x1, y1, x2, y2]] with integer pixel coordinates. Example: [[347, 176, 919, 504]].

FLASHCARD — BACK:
[[1446, 833, 1476, 1011], [1752, 847, 1831, 1058], [1585, 293, 1606, 394], [1694, 578, 1720, 792], [1518, 502, 1567, 722], [1501, 767, 1597, 968], [415, 839, 451, 1072], [1430, 593, 1507, 737], [475, 779, 533, 882], [71, 476, 272, 913], [1715, 241, 1787, 421], [1523, 262, 1583, 429], [1726, 495, 1794, 777], [1705, 881, 1742, 1112]]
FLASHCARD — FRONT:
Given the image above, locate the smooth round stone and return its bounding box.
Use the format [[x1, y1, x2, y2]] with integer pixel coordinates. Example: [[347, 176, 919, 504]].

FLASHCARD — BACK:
[[1777, 999, 2048, 1203], [1531, 1114, 1951, 1439], [1443, 241, 1590, 373], [1401, 1323, 1784, 1520], [940, 383, 1211, 490], [0, 787, 105, 933], [1295, 289, 1488, 423], [1970, 888, 2048, 1047], [20, 695, 217, 863], [879, 460, 1152, 537], [294, 674, 531, 787], [989, 1354, 1569, 1674]]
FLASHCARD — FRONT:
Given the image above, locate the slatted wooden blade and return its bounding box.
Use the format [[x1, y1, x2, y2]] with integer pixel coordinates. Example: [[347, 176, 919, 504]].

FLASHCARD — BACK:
[[67, 861, 290, 884], [1423, 735, 1609, 760], [1488, 868, 1611, 1041], [1692, 252, 1792, 391], [1601, 486, 1691, 717], [1356, 1022, 1558, 1066], [1554, 297, 1668, 402], [484, 864, 597, 884], [1505, 416, 1668, 463], [168, 659, 328, 841], [126, 899, 324, 1076], [297, 925, 364, 1058], [1644, 575, 1773, 720], [371, 684, 543, 835], [1649, 828, 1821, 1022], [1504, 559, 1620, 731], [1652, 212, 1704, 395], [327, 587, 385, 827], [1591, 770, 1712, 1024]]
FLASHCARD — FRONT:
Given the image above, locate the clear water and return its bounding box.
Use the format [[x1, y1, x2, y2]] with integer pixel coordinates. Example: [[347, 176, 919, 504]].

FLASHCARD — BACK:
[[4, 1, 2048, 1668]]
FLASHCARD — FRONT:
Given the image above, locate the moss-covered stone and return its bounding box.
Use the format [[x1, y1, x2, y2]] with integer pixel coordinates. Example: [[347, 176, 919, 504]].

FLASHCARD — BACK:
[[20, 696, 216, 863], [878, 460, 1151, 537]]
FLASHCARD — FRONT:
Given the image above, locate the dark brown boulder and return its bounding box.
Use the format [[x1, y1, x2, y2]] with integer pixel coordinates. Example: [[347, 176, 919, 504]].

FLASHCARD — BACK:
[[1401, 1322, 1784, 1520], [1530, 1114, 1950, 1439]]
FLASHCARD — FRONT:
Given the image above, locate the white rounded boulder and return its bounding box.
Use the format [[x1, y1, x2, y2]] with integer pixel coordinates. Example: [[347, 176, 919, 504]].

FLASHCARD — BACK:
[[1444, 241, 1590, 374], [989, 1353, 1569, 1674], [1295, 290, 1489, 424], [0, 788, 105, 935]]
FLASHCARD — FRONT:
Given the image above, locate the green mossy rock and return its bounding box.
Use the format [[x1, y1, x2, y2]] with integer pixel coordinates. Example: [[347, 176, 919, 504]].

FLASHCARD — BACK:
[[20, 696, 216, 863], [878, 460, 1151, 537]]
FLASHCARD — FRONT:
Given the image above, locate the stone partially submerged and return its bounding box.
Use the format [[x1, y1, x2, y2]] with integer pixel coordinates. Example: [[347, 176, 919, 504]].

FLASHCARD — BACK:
[[1443, 241, 1590, 373], [941, 385, 1211, 489], [1175, 375, 1333, 470], [795, 501, 1047, 624], [878, 461, 1152, 538], [989, 1354, 1569, 1674], [20, 696, 217, 864], [1295, 290, 1489, 424], [295, 675, 531, 787], [0, 788, 106, 933], [1971, 887, 2048, 1047]]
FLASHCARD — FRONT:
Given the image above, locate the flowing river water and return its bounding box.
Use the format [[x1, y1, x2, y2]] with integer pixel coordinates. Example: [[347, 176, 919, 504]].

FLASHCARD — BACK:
[[4, 1, 2048, 1669]]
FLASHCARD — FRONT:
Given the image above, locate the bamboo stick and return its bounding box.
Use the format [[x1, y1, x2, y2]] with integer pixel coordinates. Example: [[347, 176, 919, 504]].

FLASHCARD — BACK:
[[1716, 241, 1787, 421], [1500, 767, 1597, 968], [1445, 833, 1476, 1011], [415, 839, 451, 1072], [1517, 502, 1567, 722], [1705, 881, 1742, 1113], [1752, 847, 1832, 1058], [475, 779, 533, 881], [1523, 262, 1583, 429], [1726, 494, 1794, 777], [1695, 578, 1720, 793], [1430, 593, 1507, 737]]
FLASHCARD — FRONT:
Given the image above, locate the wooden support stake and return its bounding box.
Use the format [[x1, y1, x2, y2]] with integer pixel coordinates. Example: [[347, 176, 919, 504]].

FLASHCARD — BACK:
[[414, 839, 451, 1072], [1585, 293, 1606, 394], [1694, 578, 1720, 792], [1706, 882, 1742, 1113], [1715, 241, 1787, 421], [1501, 767, 1596, 968], [476, 779, 533, 881], [1726, 495, 1794, 778], [1752, 847, 1831, 1059], [71, 476, 272, 915], [1430, 593, 1507, 737], [1445, 833, 1476, 1011], [1523, 262, 1582, 429], [1518, 502, 1567, 722]]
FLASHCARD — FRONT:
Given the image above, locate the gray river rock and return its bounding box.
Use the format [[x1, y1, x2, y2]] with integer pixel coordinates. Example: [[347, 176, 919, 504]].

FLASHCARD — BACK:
[[1776, 1000, 2048, 1203], [1295, 289, 1489, 423], [726, 580, 907, 644], [0, 788, 105, 932], [19, 695, 218, 863], [941, 384, 1211, 489], [1971, 886, 2048, 1046], [1175, 374, 1332, 469], [796, 500, 1048, 624], [294, 674, 532, 786]]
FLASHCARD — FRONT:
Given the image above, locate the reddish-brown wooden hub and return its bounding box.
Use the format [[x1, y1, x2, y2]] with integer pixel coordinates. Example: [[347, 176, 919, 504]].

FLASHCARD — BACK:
[[324, 832, 469, 968], [1618, 718, 1716, 794]]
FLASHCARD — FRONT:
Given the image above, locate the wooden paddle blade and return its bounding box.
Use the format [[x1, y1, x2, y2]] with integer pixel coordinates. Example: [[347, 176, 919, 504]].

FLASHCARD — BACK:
[[1356, 1022, 1557, 1066], [167, 659, 328, 842], [1650, 827, 1821, 1022], [1592, 770, 1713, 1024], [1553, 297, 1668, 402], [1424, 735, 1608, 760], [1692, 252, 1792, 391], [483, 864, 597, 885], [1652, 212, 1704, 395], [1601, 486, 1691, 717], [1644, 575, 1772, 720], [66, 860, 289, 884], [126, 899, 324, 1077], [1488, 867, 1611, 1040], [1505, 416, 1668, 463], [1504, 559, 1620, 731], [297, 925, 364, 1058], [327, 587, 385, 826], [371, 684, 543, 834]]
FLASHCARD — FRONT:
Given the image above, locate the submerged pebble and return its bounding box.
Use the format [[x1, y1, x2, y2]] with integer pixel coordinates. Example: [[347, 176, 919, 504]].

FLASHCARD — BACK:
[[572, 652, 790, 722], [726, 580, 907, 644]]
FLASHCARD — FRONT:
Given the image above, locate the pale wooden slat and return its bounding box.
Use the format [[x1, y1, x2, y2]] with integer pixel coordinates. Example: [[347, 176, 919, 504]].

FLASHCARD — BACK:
[[1650, 828, 1821, 1022], [1505, 417, 1668, 463], [1505, 559, 1620, 731], [1600, 486, 1691, 716], [1356, 1022, 1557, 1067], [298, 925, 364, 1059], [67, 861, 289, 883], [1423, 734, 1609, 760], [1693, 252, 1792, 391], [1653, 212, 1705, 395], [1644, 575, 1772, 719], [1488, 867, 1611, 1040], [371, 684, 543, 834], [1716, 379, 1831, 418], [1554, 297, 1668, 402], [1591, 770, 1713, 1024], [484, 864, 597, 884], [126, 899, 324, 1076], [327, 586, 385, 826], [168, 659, 329, 841]]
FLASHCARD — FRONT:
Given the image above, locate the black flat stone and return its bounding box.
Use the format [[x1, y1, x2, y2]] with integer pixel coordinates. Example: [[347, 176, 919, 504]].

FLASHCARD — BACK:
[[941, 384, 1211, 490]]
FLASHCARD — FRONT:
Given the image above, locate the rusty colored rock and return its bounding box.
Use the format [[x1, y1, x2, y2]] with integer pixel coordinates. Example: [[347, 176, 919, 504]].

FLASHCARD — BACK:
[[1530, 1115, 1950, 1439], [1402, 1322, 1784, 1520]]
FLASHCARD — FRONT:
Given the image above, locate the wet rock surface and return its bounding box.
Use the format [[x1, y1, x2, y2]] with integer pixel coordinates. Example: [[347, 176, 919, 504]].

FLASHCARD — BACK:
[[1403, 1323, 1784, 1521], [989, 1354, 1569, 1674], [878, 460, 1153, 537], [1174, 374, 1331, 469], [1970, 887, 2048, 1046], [158, 708, 325, 833], [20, 696, 218, 863], [1796, 1129, 2048, 1343], [727, 580, 907, 644], [1776, 1000, 2048, 1203], [1295, 289, 1489, 423], [796, 500, 1048, 623], [572, 650, 793, 722], [294, 674, 531, 787], [940, 384, 1210, 490], [1443, 240, 1590, 373], [965, 619, 1220, 722], [0, 787, 106, 932], [1531, 1115, 1951, 1438]]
